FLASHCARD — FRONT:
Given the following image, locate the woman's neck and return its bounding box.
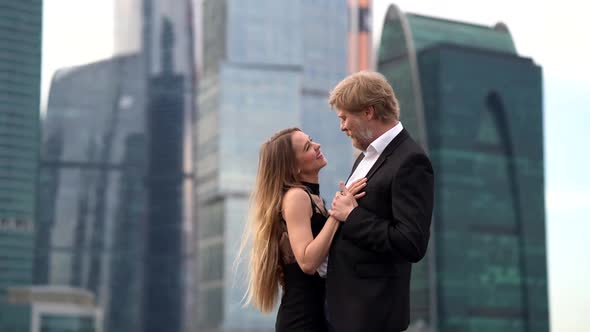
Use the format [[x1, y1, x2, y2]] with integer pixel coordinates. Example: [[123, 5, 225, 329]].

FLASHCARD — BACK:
[[299, 174, 319, 184], [300, 181, 320, 196]]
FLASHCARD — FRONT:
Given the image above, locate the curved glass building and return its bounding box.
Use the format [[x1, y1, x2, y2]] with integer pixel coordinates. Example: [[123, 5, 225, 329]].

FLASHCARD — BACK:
[[378, 5, 549, 332]]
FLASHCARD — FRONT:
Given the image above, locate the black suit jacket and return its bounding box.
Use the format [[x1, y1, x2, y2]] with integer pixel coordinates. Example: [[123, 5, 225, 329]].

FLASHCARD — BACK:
[[326, 129, 434, 332]]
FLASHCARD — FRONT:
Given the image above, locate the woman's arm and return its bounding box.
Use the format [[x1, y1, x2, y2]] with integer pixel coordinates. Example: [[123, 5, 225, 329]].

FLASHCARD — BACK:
[[282, 179, 367, 275], [282, 188, 339, 274]]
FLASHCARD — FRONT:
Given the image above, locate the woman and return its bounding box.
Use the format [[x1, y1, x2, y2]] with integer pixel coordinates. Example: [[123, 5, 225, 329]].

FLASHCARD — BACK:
[[241, 127, 366, 331]]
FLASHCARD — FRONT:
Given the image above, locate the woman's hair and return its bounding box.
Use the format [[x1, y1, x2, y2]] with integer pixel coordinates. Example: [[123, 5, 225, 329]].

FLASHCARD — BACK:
[[329, 70, 400, 122], [239, 127, 302, 313]]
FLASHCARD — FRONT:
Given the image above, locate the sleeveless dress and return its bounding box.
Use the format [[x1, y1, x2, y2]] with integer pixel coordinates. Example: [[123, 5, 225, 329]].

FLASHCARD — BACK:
[[275, 182, 329, 332]]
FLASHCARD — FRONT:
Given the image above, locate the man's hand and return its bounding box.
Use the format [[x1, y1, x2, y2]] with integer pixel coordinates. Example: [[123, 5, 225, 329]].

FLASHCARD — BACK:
[[329, 181, 363, 222]]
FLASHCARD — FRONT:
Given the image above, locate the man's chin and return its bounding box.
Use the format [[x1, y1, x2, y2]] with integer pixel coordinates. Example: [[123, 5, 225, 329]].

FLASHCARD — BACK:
[[351, 140, 364, 151]]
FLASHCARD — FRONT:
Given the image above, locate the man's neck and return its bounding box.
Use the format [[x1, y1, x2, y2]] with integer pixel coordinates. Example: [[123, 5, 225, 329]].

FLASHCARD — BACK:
[[370, 120, 398, 143]]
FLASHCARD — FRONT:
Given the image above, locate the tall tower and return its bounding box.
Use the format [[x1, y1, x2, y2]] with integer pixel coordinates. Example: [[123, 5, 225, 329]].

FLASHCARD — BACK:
[[197, 0, 349, 330], [37, 1, 197, 332], [0, 0, 42, 330], [40, 54, 147, 332], [142, 17, 193, 332], [377, 5, 549, 332], [348, 0, 372, 72]]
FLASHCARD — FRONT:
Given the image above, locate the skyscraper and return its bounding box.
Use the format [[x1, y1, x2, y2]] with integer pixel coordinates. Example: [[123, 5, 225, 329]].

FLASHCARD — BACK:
[[197, 0, 349, 331], [37, 1, 198, 331], [378, 5, 549, 332], [142, 16, 195, 332], [38, 54, 147, 332], [348, 0, 373, 72], [0, 0, 42, 330]]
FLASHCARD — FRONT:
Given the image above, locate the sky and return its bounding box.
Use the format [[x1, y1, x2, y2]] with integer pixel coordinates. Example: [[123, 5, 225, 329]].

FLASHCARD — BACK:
[[41, 0, 589, 331]]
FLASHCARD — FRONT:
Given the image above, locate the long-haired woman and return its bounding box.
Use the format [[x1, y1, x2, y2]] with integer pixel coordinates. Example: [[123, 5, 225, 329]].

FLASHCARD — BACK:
[[241, 128, 366, 331]]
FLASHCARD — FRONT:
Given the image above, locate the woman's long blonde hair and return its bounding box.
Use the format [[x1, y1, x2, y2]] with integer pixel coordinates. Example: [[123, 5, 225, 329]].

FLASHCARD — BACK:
[[239, 127, 302, 313]]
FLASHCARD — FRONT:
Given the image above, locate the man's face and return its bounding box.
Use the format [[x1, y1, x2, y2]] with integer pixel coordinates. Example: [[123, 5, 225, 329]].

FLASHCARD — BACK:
[[337, 109, 373, 151]]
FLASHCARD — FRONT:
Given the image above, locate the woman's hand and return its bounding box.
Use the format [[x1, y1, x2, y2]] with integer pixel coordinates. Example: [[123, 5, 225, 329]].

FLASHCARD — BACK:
[[346, 177, 367, 200], [330, 179, 367, 222]]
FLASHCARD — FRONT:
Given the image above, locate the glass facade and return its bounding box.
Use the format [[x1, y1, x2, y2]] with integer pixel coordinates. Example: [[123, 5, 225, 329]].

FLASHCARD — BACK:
[[38, 54, 147, 332], [36, 1, 197, 332], [39, 315, 97, 332], [197, 0, 349, 331], [0, 0, 42, 331], [378, 5, 548, 332]]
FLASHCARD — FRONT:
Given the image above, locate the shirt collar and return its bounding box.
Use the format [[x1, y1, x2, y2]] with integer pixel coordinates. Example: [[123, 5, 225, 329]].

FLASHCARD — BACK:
[[366, 122, 404, 156]]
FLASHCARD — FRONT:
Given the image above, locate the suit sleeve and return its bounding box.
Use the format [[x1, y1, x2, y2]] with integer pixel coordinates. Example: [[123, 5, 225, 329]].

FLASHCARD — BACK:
[[340, 154, 434, 263]]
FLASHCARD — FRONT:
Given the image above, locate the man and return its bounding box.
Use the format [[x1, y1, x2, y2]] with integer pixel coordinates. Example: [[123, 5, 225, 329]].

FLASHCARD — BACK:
[[326, 71, 434, 332]]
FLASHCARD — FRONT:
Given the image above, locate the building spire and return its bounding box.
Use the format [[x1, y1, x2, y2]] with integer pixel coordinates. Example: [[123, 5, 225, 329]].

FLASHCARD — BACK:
[[161, 18, 174, 73]]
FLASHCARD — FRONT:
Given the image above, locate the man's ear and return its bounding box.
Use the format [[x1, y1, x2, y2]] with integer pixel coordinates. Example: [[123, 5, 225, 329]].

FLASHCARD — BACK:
[[364, 106, 375, 121]]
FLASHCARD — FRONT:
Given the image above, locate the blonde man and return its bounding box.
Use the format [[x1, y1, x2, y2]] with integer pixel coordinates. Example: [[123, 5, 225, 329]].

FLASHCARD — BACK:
[[326, 71, 435, 332]]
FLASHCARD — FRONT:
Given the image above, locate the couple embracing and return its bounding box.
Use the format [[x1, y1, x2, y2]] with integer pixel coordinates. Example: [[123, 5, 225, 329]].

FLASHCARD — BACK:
[[242, 71, 435, 332]]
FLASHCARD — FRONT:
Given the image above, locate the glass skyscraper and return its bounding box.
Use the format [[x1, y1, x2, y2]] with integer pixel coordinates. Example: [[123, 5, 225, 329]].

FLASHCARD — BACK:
[[197, 0, 349, 331], [0, 0, 42, 331], [38, 54, 147, 332], [37, 1, 197, 332], [378, 5, 549, 332]]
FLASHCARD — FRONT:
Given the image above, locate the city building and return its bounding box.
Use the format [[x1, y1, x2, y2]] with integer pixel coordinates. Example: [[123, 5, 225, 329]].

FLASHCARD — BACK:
[[0, 0, 43, 330], [37, 1, 197, 331], [6, 286, 102, 332], [35, 0, 196, 332], [113, 3, 198, 330], [196, 0, 349, 331], [37, 54, 146, 332], [348, 0, 373, 72], [378, 5, 549, 332]]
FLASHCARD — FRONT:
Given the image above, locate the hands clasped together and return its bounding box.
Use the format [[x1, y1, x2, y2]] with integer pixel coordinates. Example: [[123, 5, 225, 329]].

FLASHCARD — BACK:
[[329, 177, 367, 222]]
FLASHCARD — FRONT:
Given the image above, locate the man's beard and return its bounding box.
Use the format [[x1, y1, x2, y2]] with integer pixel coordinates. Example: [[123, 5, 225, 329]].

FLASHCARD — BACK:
[[352, 125, 373, 151]]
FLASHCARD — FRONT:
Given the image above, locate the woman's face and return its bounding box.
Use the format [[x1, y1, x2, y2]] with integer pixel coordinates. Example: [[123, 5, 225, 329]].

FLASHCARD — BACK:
[[291, 131, 327, 178]]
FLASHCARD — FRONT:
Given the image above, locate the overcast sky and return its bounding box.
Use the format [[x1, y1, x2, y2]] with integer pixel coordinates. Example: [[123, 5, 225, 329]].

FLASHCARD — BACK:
[[42, 1, 589, 331]]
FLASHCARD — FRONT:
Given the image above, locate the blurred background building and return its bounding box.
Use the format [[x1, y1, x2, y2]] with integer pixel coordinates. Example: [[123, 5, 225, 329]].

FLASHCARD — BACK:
[[348, 0, 373, 72], [6, 286, 102, 332], [0, 0, 42, 331], [35, 1, 196, 332], [37, 53, 146, 332], [378, 4, 549, 332], [196, 0, 349, 331]]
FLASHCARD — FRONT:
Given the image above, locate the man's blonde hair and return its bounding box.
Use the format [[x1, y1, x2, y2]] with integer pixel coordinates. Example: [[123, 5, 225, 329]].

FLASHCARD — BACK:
[[329, 71, 399, 122]]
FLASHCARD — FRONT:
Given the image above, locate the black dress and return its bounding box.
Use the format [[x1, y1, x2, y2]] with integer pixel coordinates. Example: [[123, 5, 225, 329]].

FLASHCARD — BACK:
[[275, 182, 329, 332]]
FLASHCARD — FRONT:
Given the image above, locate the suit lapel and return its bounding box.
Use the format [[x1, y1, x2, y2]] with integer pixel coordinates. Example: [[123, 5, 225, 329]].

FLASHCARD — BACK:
[[364, 129, 409, 181]]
